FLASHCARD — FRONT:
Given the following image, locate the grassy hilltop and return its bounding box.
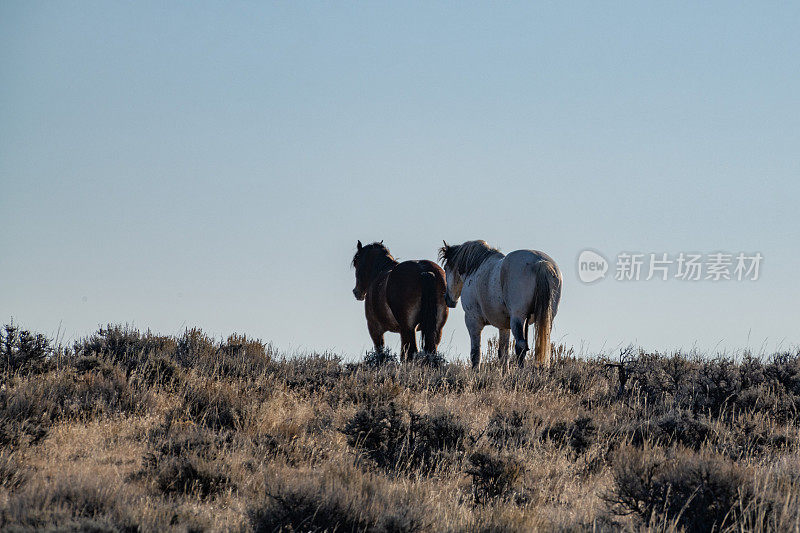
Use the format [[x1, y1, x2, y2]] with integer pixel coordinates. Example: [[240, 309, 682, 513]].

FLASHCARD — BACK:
[[1, 323, 799, 532]]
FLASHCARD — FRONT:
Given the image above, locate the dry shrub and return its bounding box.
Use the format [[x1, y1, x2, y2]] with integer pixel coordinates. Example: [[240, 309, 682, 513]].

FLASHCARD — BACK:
[[693, 358, 742, 415], [75, 324, 176, 374], [0, 450, 26, 490], [0, 416, 48, 448], [130, 354, 182, 389], [178, 376, 247, 430], [138, 419, 233, 498], [1, 323, 799, 532], [183, 331, 273, 379], [343, 401, 409, 471], [72, 354, 112, 375], [214, 333, 273, 379], [651, 410, 713, 450], [466, 451, 524, 504], [542, 415, 597, 456], [413, 350, 446, 368], [278, 353, 346, 394], [1, 323, 51, 376], [334, 371, 404, 406], [549, 355, 598, 395], [764, 351, 800, 394], [606, 446, 750, 532], [486, 409, 536, 449], [471, 506, 542, 533], [617, 349, 800, 423], [74, 325, 272, 382], [0, 368, 145, 446], [363, 348, 398, 368], [0, 473, 134, 531], [390, 363, 472, 395], [150, 455, 231, 498], [737, 457, 800, 531], [623, 410, 714, 451], [407, 409, 467, 474], [343, 401, 467, 475], [250, 465, 432, 533]]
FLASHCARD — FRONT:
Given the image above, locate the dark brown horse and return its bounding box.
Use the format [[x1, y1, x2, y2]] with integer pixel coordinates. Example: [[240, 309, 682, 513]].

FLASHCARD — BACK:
[[351, 241, 448, 360]]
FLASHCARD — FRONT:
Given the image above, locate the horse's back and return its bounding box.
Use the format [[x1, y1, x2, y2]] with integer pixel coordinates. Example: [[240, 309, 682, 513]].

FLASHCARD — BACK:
[[502, 249, 556, 267]]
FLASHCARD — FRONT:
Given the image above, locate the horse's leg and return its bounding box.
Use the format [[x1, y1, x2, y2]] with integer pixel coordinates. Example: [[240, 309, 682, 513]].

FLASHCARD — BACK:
[[367, 320, 385, 353], [466, 315, 484, 369], [400, 328, 418, 362], [498, 328, 511, 365], [511, 316, 529, 367]]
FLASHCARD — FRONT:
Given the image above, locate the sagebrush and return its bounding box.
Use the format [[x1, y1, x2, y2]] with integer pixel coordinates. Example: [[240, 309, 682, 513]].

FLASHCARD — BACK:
[[1, 323, 799, 531]]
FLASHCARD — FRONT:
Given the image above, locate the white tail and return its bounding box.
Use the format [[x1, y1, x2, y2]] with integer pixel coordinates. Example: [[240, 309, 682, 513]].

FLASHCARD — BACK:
[[532, 262, 556, 366]]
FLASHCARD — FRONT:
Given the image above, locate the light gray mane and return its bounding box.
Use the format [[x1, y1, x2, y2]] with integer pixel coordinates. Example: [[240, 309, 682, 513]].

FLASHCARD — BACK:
[[439, 240, 503, 276]]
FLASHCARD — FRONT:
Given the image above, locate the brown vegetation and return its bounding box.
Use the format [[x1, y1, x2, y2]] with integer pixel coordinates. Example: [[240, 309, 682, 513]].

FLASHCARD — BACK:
[[1, 323, 799, 531]]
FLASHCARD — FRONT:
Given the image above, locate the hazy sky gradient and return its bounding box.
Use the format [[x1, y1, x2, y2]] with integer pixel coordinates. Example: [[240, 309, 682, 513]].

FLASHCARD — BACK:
[[2, 2, 799, 359]]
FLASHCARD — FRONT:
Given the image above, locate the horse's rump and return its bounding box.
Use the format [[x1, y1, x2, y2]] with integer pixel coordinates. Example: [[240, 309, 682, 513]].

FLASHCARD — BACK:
[[386, 260, 446, 330], [497, 250, 561, 365]]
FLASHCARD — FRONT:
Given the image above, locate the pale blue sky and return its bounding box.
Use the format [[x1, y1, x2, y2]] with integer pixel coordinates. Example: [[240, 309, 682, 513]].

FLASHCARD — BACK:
[[2, 2, 798, 359]]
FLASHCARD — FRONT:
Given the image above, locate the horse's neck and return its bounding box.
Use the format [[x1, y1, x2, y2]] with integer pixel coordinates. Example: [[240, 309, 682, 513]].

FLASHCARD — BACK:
[[469, 254, 502, 278], [368, 257, 397, 285], [463, 254, 503, 293], [378, 256, 398, 272]]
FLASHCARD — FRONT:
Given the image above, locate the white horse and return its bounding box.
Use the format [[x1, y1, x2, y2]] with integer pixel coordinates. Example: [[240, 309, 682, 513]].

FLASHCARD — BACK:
[[438, 240, 562, 368]]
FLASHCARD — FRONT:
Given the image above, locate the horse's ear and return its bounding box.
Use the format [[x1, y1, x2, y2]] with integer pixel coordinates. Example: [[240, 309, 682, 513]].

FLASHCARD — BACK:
[[357, 240, 362, 250], [442, 240, 448, 249], [379, 240, 383, 245]]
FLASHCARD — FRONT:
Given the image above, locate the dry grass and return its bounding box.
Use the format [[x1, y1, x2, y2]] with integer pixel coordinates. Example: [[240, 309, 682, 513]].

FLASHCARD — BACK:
[[1, 323, 799, 532]]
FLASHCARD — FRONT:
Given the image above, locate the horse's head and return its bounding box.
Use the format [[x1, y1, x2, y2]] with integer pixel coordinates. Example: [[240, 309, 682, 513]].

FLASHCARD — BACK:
[[438, 241, 463, 308], [351, 240, 394, 301]]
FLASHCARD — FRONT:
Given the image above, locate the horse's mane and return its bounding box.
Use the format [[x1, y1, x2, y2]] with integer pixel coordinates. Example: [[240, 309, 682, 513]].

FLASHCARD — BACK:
[[438, 240, 502, 276], [352, 241, 398, 279]]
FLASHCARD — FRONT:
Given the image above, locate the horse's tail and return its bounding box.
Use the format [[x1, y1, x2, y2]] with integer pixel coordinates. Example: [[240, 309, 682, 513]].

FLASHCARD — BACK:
[[419, 271, 438, 354], [531, 261, 558, 366]]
